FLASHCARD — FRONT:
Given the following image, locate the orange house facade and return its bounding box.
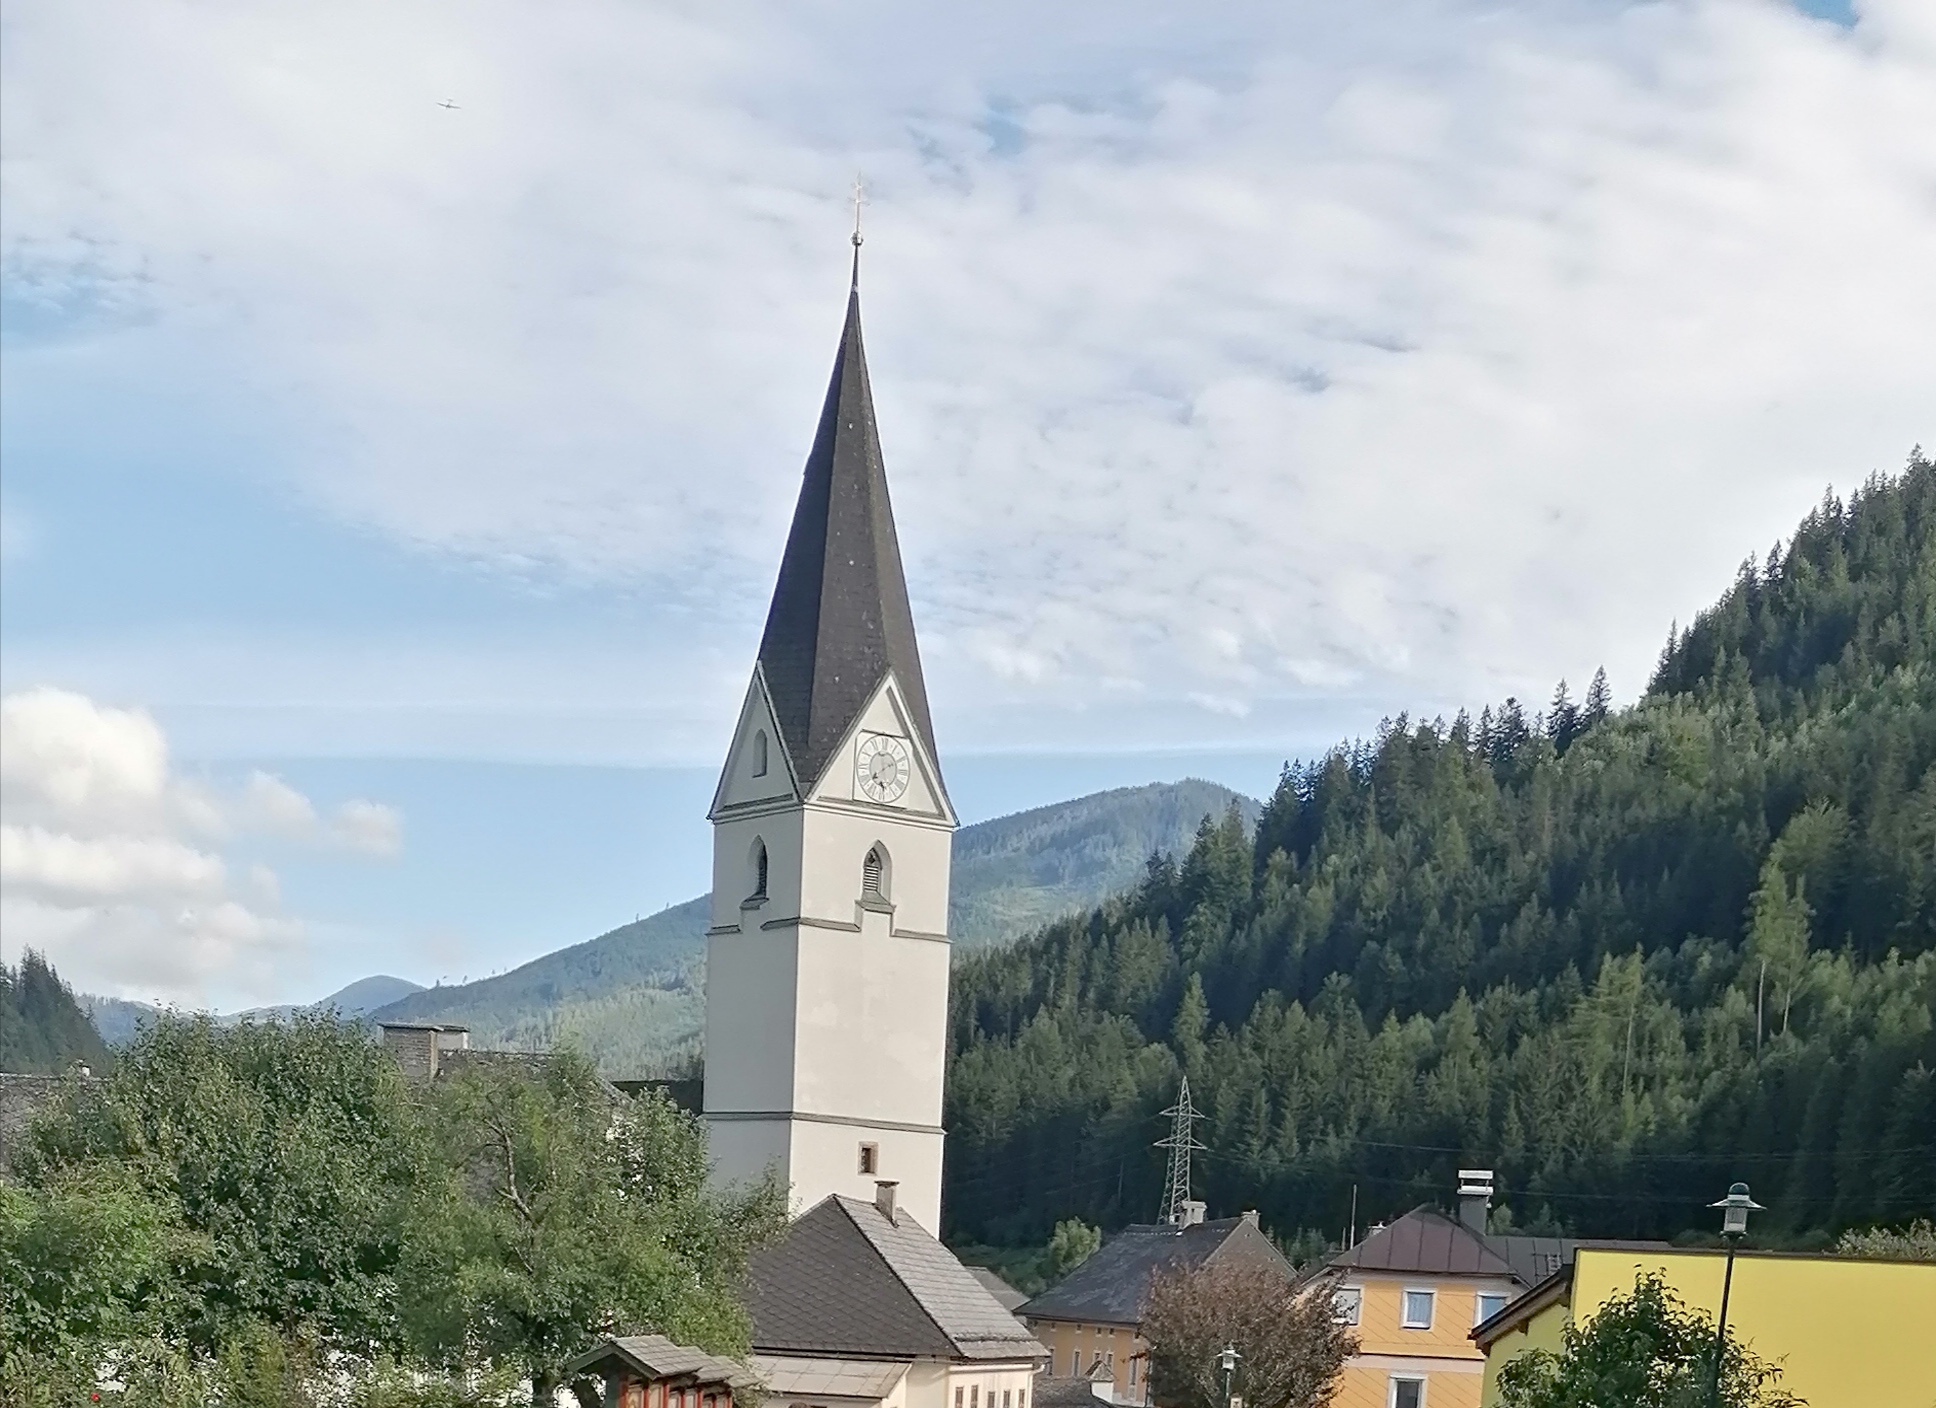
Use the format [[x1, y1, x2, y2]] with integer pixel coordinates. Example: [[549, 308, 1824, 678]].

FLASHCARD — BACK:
[[1312, 1177, 1667, 1408]]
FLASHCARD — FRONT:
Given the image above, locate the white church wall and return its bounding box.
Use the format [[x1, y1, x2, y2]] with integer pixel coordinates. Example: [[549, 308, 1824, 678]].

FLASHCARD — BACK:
[[795, 807, 952, 937], [790, 912, 948, 1124], [702, 927, 799, 1115], [702, 1115, 791, 1196], [710, 808, 805, 932], [785, 1120, 945, 1233]]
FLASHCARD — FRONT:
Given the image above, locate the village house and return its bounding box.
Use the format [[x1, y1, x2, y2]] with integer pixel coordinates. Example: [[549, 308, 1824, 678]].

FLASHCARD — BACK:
[[1317, 1171, 1666, 1408], [1016, 1204, 1294, 1404]]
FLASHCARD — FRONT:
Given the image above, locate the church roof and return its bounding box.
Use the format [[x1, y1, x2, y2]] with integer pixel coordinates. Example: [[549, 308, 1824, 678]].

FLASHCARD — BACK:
[[746, 1194, 1047, 1362], [756, 275, 939, 792]]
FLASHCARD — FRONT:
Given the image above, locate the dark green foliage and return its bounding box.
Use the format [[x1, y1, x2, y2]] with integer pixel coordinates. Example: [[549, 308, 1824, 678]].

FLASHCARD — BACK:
[[1495, 1272, 1800, 1407], [20, 1012, 421, 1352], [944, 452, 1936, 1247], [401, 1052, 784, 1404], [0, 951, 111, 1074], [5, 1015, 777, 1404]]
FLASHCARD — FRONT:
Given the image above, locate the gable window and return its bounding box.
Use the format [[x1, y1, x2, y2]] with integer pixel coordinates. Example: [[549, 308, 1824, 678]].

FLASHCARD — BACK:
[[858, 1142, 879, 1175], [752, 730, 769, 777], [1475, 1292, 1509, 1326], [1334, 1285, 1363, 1326], [862, 846, 886, 900], [1388, 1376, 1425, 1408], [1401, 1290, 1436, 1330]]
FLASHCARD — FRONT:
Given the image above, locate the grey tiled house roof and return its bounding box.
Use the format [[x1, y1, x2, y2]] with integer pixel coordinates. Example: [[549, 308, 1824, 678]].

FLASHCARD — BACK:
[[756, 281, 940, 794], [747, 1194, 1046, 1361], [1018, 1214, 1292, 1328]]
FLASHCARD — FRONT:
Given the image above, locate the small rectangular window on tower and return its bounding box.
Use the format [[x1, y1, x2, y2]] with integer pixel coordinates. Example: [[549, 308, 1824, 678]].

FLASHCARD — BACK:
[[858, 1142, 879, 1175]]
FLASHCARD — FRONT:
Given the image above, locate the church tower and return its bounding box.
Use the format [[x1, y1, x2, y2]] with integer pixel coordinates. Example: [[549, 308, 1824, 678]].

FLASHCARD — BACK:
[[702, 254, 956, 1233]]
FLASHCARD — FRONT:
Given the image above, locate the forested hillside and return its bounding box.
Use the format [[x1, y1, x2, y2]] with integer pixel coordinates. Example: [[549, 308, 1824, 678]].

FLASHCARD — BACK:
[[945, 453, 1935, 1250], [1, 953, 110, 1074]]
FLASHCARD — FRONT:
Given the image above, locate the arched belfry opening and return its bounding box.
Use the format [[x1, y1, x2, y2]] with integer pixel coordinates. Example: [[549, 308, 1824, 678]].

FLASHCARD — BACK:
[[752, 729, 769, 778], [750, 837, 768, 901], [862, 844, 889, 902]]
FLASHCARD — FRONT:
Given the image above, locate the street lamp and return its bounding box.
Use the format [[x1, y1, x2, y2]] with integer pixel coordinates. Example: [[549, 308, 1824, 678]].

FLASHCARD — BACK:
[[1217, 1344, 1240, 1408], [1706, 1182, 1764, 1408]]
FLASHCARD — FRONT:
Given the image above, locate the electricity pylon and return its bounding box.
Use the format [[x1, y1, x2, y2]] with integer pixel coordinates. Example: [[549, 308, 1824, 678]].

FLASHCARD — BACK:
[[1155, 1076, 1206, 1226]]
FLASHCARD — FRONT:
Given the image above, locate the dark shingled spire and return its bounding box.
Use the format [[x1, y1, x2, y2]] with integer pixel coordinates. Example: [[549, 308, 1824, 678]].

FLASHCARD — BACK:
[[757, 279, 938, 792]]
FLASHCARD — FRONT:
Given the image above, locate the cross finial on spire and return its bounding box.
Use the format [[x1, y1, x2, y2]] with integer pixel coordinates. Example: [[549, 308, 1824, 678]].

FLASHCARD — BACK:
[[849, 174, 866, 290]]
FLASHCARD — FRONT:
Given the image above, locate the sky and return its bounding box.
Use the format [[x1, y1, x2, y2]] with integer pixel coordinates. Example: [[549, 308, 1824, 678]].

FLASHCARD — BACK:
[[2, 0, 1931, 1010]]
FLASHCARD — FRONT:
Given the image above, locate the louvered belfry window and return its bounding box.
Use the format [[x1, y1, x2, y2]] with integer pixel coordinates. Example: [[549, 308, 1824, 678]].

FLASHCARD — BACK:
[[862, 846, 884, 899], [752, 841, 768, 899]]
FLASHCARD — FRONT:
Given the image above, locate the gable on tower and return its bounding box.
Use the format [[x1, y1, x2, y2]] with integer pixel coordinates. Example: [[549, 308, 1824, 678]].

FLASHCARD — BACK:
[[755, 279, 943, 801]]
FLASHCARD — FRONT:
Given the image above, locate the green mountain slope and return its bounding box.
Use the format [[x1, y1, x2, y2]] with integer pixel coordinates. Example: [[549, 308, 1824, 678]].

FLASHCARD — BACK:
[[364, 779, 1256, 1073], [2, 952, 112, 1074], [945, 452, 1936, 1248], [230, 974, 427, 1023]]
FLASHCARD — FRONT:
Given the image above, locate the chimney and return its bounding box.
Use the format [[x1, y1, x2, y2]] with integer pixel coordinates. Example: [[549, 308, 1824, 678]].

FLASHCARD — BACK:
[[875, 1180, 899, 1225], [1458, 1168, 1495, 1235], [1179, 1199, 1206, 1227]]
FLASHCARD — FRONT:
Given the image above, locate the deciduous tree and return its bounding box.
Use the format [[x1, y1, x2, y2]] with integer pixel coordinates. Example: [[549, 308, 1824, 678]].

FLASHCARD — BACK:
[[1143, 1263, 1354, 1408]]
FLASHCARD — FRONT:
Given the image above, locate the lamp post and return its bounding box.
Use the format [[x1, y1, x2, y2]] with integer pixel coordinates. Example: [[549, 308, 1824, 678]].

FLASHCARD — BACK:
[[1706, 1182, 1763, 1408], [1217, 1344, 1240, 1408]]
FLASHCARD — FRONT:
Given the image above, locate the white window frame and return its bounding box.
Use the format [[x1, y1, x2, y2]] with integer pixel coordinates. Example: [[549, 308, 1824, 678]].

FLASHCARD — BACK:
[[1474, 1291, 1510, 1327], [1400, 1288, 1436, 1330], [1387, 1374, 1427, 1408], [1334, 1284, 1363, 1326]]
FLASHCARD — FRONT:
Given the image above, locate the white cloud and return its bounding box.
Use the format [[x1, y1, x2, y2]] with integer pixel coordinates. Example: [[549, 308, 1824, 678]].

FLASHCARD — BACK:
[[1, 0, 1931, 745], [0, 688, 403, 1003], [330, 800, 403, 859]]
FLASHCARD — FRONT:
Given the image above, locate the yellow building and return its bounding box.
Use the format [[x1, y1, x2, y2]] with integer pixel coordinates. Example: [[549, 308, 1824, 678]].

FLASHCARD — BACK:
[[1474, 1245, 1936, 1408]]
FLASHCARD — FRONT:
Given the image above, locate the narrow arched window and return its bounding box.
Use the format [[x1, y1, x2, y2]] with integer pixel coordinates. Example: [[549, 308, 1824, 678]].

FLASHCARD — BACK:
[[862, 845, 885, 900], [751, 838, 768, 900], [752, 730, 769, 777]]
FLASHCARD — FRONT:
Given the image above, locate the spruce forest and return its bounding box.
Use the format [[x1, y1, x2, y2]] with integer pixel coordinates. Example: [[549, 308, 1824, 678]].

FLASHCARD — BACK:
[[944, 452, 1936, 1251]]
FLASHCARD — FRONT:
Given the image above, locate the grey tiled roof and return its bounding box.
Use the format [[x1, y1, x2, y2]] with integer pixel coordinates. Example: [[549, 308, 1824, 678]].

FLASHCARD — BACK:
[[755, 282, 941, 794], [967, 1266, 1029, 1311], [1018, 1215, 1292, 1327], [1328, 1207, 1517, 1278], [748, 1195, 1046, 1362], [753, 1357, 911, 1400], [1322, 1208, 1672, 1287], [564, 1334, 756, 1389]]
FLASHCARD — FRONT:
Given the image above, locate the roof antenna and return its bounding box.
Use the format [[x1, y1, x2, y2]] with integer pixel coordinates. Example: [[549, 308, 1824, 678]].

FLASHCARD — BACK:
[[850, 172, 866, 289]]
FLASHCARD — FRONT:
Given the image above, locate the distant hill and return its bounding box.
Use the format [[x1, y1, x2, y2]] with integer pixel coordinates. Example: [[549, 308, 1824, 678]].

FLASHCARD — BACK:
[[2, 952, 111, 1074], [364, 779, 1258, 1074], [228, 974, 427, 1023]]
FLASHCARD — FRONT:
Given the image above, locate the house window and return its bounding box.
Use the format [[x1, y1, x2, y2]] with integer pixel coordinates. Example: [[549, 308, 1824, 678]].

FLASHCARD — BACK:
[[1389, 1376, 1425, 1408], [970, 1387, 979, 1408], [1004, 1393, 1012, 1408], [1401, 1290, 1436, 1330], [1103, 1354, 1114, 1375], [1475, 1292, 1509, 1326], [1018, 1393, 1026, 1408], [1334, 1285, 1363, 1326], [955, 1391, 963, 1408], [1129, 1357, 1139, 1389], [863, 846, 886, 899], [753, 730, 769, 777], [859, 1142, 879, 1175]]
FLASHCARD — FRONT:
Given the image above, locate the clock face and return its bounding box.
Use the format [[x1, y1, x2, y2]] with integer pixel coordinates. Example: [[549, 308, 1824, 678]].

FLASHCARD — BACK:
[[855, 733, 912, 804]]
